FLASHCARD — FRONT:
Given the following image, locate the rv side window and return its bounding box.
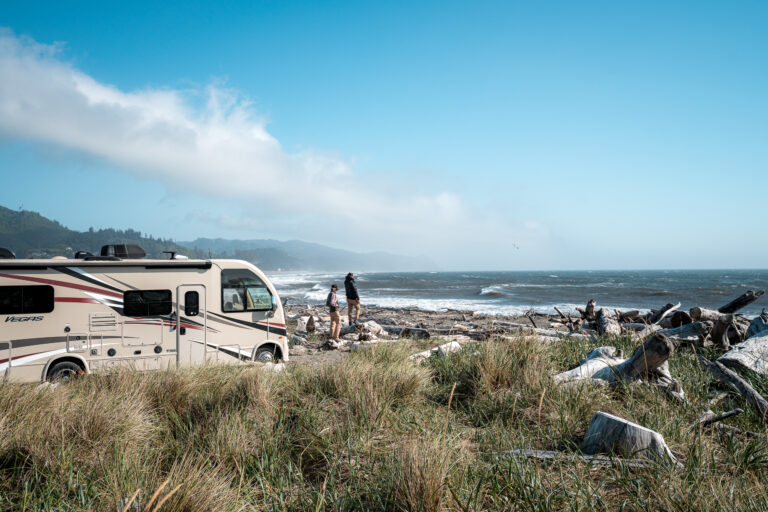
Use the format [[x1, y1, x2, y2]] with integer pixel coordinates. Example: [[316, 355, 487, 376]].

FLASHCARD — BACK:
[[0, 285, 54, 314], [124, 290, 172, 317], [221, 269, 272, 312], [184, 291, 200, 316]]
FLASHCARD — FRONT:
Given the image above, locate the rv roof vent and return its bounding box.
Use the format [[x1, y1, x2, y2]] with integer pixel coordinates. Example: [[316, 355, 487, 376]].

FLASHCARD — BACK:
[[162, 250, 188, 260], [0, 248, 16, 259], [101, 244, 146, 259], [75, 251, 94, 259]]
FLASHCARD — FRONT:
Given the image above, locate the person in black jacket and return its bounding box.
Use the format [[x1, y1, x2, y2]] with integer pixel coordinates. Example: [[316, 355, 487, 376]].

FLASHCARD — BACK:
[[344, 272, 361, 324]]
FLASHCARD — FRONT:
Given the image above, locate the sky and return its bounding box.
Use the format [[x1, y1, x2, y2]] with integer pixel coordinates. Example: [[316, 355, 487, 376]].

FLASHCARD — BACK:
[[0, 0, 766, 270]]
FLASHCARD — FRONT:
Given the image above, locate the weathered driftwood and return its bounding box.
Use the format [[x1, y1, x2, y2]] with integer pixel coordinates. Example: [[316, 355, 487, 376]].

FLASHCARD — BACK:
[[699, 356, 768, 424], [690, 307, 731, 323], [658, 321, 712, 347], [581, 411, 678, 464], [649, 302, 681, 325], [746, 310, 768, 339], [718, 333, 768, 375], [553, 346, 624, 384], [669, 310, 693, 327], [499, 448, 653, 469], [554, 334, 683, 400], [688, 408, 743, 431], [596, 308, 621, 336], [576, 299, 597, 322], [718, 289, 765, 314], [709, 315, 748, 350], [618, 310, 643, 322]]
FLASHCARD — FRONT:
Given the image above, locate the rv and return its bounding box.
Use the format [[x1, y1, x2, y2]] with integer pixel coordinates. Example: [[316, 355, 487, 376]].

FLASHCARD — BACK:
[[0, 246, 289, 383]]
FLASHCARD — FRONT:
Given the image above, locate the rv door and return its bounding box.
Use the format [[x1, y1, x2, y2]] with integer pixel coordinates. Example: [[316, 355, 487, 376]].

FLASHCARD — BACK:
[[176, 285, 206, 367]]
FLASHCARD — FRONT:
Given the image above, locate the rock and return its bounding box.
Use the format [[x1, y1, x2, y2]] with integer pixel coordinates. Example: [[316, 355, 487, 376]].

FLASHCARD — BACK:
[[452, 324, 469, 331], [409, 341, 464, 360], [436, 341, 462, 356], [35, 381, 58, 391], [290, 334, 307, 346], [718, 333, 768, 375], [581, 411, 677, 464], [289, 345, 308, 356], [360, 320, 385, 335], [261, 362, 286, 372], [296, 316, 310, 331], [297, 315, 316, 333], [342, 333, 359, 341]]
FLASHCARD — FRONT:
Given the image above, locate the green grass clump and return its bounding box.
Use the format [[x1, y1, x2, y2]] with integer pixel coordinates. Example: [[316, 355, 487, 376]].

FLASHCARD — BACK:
[[2, 337, 768, 511]]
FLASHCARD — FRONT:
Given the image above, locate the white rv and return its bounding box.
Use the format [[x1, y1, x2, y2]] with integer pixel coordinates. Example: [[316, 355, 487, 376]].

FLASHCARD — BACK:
[[0, 246, 288, 383]]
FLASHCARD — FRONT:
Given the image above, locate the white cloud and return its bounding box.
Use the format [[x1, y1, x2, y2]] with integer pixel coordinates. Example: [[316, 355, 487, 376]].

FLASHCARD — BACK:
[[0, 30, 534, 266]]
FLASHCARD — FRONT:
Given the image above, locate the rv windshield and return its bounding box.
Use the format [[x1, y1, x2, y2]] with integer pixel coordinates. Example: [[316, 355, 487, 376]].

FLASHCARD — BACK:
[[221, 269, 272, 313]]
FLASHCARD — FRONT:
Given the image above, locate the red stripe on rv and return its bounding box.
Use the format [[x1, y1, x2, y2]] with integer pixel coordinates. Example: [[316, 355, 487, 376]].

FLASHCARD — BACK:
[[0, 274, 123, 299], [55, 297, 101, 304]]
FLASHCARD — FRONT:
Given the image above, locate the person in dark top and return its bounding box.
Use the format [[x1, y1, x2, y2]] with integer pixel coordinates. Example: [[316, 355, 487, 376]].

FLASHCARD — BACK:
[[326, 284, 341, 340], [345, 272, 360, 325]]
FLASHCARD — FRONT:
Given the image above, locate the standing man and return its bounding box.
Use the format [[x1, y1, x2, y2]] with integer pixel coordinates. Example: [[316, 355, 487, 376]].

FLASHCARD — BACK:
[[326, 284, 342, 341], [345, 272, 361, 325]]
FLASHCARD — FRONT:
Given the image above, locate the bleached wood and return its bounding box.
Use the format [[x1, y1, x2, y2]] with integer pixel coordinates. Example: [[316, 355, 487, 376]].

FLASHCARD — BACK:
[[580, 411, 678, 464], [699, 356, 768, 424]]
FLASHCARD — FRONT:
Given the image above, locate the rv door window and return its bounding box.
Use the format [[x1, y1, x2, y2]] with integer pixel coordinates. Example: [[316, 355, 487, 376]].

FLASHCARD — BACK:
[[221, 269, 273, 312], [0, 285, 54, 314], [124, 290, 173, 317], [184, 291, 200, 316]]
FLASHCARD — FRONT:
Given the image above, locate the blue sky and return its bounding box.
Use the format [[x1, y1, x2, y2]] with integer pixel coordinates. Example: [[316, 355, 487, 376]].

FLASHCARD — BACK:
[[0, 1, 766, 269]]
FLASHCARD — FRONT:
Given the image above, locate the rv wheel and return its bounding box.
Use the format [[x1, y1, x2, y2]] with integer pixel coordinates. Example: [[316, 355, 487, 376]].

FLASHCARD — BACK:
[[254, 346, 279, 363], [47, 361, 83, 382]]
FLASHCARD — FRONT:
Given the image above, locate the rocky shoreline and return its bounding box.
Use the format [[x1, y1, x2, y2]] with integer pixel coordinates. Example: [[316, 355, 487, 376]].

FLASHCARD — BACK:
[[283, 289, 768, 367]]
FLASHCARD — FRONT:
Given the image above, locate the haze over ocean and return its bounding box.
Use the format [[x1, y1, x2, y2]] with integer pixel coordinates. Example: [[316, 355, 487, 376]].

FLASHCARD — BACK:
[[269, 269, 768, 317]]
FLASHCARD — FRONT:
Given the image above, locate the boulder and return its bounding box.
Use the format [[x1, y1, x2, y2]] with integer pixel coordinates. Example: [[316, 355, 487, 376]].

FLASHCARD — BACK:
[[290, 334, 307, 346], [360, 320, 385, 335]]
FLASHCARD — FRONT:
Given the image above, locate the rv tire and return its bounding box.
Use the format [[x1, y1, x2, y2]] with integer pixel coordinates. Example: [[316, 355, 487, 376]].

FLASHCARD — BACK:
[[47, 361, 83, 382], [254, 345, 281, 363]]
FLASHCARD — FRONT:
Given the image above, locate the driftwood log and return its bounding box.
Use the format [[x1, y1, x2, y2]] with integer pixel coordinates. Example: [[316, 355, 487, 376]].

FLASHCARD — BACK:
[[658, 321, 712, 347], [499, 449, 653, 468], [718, 333, 768, 375], [699, 356, 768, 424], [596, 308, 621, 336], [746, 310, 768, 339], [576, 299, 597, 322], [688, 408, 743, 431], [581, 411, 678, 464], [649, 302, 681, 325], [554, 334, 684, 401], [718, 290, 765, 314]]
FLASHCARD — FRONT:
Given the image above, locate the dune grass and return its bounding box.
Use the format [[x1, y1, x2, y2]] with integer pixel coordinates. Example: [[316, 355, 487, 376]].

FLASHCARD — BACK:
[[2, 335, 768, 511]]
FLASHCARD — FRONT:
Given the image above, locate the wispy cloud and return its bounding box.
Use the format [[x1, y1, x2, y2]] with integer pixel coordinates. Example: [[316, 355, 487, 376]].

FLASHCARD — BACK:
[[0, 30, 530, 266]]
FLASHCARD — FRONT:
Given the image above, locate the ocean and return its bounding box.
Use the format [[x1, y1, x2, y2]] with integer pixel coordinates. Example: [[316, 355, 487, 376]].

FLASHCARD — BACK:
[[266, 269, 768, 317]]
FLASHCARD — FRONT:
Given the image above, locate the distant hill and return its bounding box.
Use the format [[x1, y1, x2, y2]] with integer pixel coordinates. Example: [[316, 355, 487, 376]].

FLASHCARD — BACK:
[[0, 205, 197, 259], [0, 205, 430, 271], [179, 238, 432, 271]]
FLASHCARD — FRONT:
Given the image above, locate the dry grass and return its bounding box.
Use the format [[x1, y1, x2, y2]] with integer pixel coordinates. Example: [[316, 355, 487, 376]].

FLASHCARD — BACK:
[[2, 336, 768, 511]]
